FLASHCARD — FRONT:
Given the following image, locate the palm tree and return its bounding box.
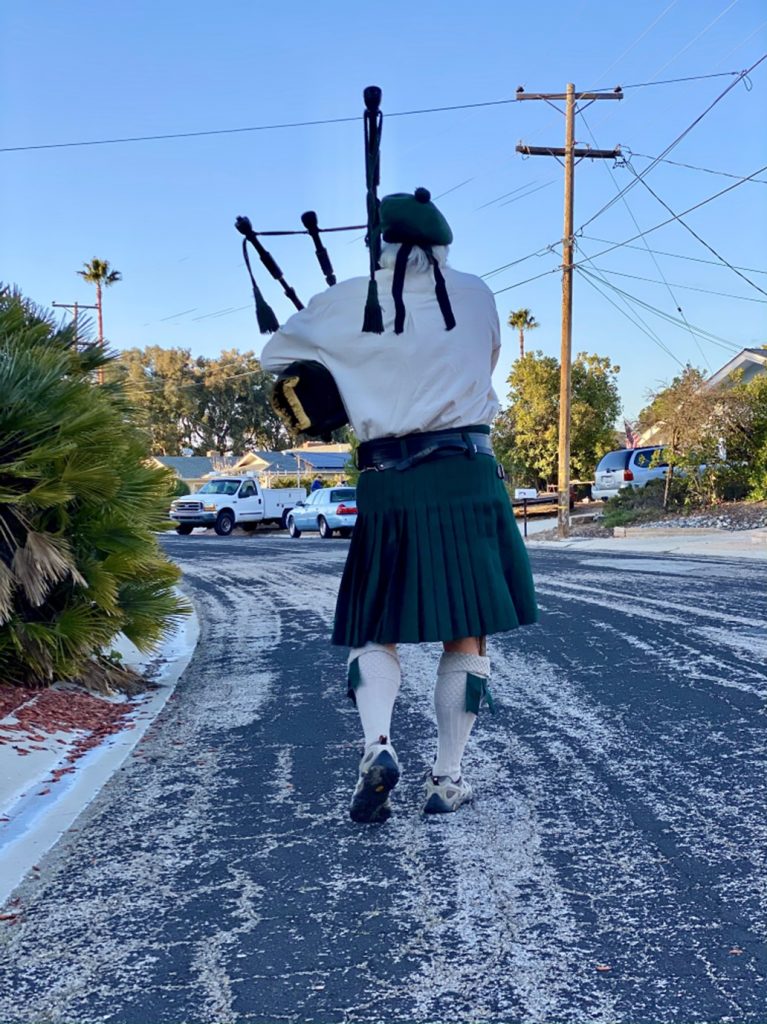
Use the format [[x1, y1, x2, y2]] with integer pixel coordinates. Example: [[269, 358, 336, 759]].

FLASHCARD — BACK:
[[508, 308, 539, 359], [0, 287, 187, 687], [77, 258, 121, 352]]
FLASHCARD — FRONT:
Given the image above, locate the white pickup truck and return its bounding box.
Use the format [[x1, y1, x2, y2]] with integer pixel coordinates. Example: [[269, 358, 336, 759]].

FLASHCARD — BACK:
[[169, 477, 306, 536]]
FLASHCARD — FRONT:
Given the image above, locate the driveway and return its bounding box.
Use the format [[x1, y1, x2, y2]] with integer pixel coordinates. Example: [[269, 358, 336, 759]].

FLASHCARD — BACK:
[[0, 535, 764, 1024]]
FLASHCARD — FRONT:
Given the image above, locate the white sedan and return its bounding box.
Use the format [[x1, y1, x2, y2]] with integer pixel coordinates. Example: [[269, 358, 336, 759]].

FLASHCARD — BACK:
[[286, 487, 357, 539]]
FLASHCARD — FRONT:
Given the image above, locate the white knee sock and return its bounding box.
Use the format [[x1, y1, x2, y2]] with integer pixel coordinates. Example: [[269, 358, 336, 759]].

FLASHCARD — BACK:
[[433, 652, 491, 779], [348, 644, 401, 747]]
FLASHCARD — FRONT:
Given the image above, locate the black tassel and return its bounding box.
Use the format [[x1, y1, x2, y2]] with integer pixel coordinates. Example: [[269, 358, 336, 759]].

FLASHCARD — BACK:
[[253, 282, 280, 334], [241, 238, 279, 333], [362, 278, 384, 333]]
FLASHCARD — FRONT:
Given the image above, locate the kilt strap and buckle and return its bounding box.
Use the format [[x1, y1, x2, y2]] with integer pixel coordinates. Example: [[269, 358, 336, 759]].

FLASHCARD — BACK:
[[357, 426, 494, 472]]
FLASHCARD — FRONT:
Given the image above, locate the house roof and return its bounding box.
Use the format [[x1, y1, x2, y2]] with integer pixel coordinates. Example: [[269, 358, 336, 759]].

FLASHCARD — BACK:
[[637, 348, 767, 445], [288, 450, 350, 470], [249, 451, 302, 473], [706, 347, 767, 389], [230, 449, 350, 475], [154, 455, 239, 480]]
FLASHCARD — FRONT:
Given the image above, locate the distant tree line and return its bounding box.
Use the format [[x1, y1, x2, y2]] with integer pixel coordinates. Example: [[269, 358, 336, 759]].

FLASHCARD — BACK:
[[110, 347, 292, 455]]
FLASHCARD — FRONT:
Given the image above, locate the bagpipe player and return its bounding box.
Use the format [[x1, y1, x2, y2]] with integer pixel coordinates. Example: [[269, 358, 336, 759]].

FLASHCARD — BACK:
[[260, 188, 539, 823]]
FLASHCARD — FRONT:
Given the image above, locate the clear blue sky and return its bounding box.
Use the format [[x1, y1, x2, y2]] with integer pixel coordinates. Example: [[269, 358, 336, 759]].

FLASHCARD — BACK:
[[1, 0, 765, 420]]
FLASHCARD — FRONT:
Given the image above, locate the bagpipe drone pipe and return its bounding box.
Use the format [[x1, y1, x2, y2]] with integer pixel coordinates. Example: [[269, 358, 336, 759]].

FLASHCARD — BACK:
[[234, 86, 383, 442]]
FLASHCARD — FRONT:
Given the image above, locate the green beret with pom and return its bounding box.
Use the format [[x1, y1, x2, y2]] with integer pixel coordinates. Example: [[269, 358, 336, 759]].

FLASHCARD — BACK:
[[379, 187, 453, 247]]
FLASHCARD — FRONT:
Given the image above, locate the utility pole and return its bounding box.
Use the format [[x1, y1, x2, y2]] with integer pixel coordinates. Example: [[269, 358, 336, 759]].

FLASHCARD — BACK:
[[52, 300, 98, 348], [516, 84, 622, 538]]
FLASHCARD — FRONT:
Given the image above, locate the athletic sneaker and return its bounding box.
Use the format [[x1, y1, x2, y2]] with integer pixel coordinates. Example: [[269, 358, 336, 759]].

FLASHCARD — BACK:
[[349, 737, 400, 824], [423, 773, 473, 814]]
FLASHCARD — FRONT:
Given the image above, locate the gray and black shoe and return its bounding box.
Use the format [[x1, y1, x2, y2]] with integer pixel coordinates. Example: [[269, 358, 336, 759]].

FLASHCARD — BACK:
[[349, 736, 400, 824], [423, 773, 473, 814]]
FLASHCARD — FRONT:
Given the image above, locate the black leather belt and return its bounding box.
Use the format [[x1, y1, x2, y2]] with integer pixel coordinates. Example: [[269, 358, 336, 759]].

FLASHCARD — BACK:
[[357, 427, 495, 472]]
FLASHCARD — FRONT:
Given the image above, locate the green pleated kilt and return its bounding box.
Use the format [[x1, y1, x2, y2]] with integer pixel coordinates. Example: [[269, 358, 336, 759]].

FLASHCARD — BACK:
[[332, 438, 539, 647]]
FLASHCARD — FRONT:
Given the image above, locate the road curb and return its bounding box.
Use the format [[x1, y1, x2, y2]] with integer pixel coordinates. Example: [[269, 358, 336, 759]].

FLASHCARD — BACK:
[[0, 594, 200, 906]]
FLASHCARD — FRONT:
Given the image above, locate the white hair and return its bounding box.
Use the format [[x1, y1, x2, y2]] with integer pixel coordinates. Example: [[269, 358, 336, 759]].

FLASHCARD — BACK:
[[378, 241, 449, 273]]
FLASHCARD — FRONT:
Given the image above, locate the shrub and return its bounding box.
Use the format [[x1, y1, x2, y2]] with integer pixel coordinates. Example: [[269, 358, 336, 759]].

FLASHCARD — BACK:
[[169, 476, 191, 498], [265, 475, 319, 490], [0, 288, 188, 687], [601, 478, 685, 528]]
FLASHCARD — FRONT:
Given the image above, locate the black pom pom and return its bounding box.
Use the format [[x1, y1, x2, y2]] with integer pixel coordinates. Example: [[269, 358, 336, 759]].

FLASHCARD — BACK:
[[414, 187, 431, 204]]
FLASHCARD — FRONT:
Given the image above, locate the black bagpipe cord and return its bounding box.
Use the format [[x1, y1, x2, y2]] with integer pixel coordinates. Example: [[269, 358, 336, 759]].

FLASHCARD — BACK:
[[240, 236, 280, 334], [235, 215, 304, 334]]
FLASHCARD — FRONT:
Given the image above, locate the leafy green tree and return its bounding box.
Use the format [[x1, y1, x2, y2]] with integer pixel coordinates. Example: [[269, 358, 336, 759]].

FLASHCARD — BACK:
[[196, 349, 288, 452], [493, 350, 621, 489], [639, 361, 767, 505], [507, 308, 539, 360], [638, 365, 735, 508], [493, 353, 559, 487], [570, 353, 623, 479], [735, 372, 767, 499], [112, 347, 290, 455], [0, 288, 187, 687], [112, 346, 201, 454]]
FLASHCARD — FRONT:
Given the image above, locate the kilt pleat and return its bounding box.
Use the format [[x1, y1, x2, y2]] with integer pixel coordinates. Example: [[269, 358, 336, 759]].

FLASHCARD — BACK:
[[332, 447, 539, 647]]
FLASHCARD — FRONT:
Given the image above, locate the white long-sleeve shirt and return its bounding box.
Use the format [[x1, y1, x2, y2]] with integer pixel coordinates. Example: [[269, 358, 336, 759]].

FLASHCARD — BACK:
[[260, 266, 501, 442]]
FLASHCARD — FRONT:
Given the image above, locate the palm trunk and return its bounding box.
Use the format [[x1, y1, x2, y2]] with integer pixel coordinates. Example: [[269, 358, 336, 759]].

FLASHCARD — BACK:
[[96, 282, 104, 385], [96, 282, 103, 345], [519, 327, 524, 359]]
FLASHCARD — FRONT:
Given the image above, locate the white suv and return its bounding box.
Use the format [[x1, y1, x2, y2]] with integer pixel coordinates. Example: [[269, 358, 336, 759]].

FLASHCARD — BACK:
[[592, 446, 669, 501]]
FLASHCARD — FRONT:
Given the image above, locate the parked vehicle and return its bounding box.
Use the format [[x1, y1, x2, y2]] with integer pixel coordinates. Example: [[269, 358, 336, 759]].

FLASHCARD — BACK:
[[169, 477, 305, 536], [287, 487, 357, 539], [592, 446, 669, 500]]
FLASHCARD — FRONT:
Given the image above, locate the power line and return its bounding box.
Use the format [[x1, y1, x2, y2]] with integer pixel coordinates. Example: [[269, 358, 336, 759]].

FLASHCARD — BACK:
[[499, 180, 556, 207], [625, 161, 767, 297], [475, 181, 544, 210], [485, 69, 766, 292], [481, 245, 560, 280], [586, 0, 682, 87], [579, 111, 711, 368], [577, 267, 744, 351], [614, 70, 746, 89], [579, 234, 767, 275], [490, 265, 561, 295], [577, 52, 767, 232], [576, 266, 687, 366], [626, 149, 767, 183], [572, 162, 767, 267], [585, 265, 767, 302], [647, 0, 743, 80], [489, 159, 767, 290], [0, 69, 750, 154]]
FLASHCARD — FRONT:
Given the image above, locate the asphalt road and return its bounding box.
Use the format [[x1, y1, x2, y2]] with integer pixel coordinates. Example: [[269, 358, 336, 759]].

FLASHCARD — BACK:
[[1, 533, 765, 1024]]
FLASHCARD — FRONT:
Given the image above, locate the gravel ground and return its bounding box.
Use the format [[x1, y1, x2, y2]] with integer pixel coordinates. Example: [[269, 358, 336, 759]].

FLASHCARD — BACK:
[[533, 501, 767, 541], [637, 500, 767, 531]]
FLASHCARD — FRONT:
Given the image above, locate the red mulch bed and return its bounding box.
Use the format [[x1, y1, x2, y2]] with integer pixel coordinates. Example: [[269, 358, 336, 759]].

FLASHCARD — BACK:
[[0, 686, 135, 778]]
